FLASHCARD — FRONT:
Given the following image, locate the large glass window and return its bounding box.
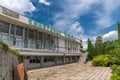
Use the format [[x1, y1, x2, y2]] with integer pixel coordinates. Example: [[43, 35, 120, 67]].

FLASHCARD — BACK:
[[25, 28, 29, 38], [16, 26, 23, 36], [24, 39, 28, 48], [0, 20, 9, 33], [16, 37, 23, 47], [34, 31, 38, 40], [27, 40, 36, 48], [29, 29, 34, 39], [9, 36, 23, 47], [10, 24, 15, 34], [0, 34, 10, 44]]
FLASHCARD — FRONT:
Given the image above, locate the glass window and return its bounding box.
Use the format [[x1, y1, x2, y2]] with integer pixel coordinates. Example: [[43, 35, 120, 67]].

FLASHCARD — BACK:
[[0, 20, 9, 33], [25, 28, 29, 38], [16, 26, 23, 36], [39, 32, 43, 41], [24, 39, 28, 48], [10, 24, 15, 34], [29, 29, 34, 39], [34, 31, 38, 40]]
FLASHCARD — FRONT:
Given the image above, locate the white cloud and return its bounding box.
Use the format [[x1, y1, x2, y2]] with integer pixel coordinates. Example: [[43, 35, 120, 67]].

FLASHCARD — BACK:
[[53, 0, 120, 35], [0, 0, 35, 13], [70, 21, 84, 33], [102, 31, 118, 41], [81, 35, 97, 50], [95, 0, 120, 29], [82, 30, 118, 50], [95, 13, 114, 30], [39, 0, 50, 6], [53, 0, 98, 38]]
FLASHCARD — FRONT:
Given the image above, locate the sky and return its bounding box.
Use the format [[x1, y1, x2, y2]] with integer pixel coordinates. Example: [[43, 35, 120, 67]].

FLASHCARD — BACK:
[[0, 0, 120, 49]]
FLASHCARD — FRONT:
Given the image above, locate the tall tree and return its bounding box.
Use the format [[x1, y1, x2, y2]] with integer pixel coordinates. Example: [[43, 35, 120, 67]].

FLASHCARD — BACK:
[[95, 36, 104, 56], [87, 38, 94, 60]]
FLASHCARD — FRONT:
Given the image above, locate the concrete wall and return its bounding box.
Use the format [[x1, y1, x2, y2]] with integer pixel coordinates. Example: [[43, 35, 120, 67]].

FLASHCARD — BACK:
[[0, 47, 19, 80]]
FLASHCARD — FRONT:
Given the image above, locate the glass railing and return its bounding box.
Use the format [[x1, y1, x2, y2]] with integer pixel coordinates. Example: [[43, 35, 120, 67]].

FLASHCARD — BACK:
[[0, 33, 80, 54]]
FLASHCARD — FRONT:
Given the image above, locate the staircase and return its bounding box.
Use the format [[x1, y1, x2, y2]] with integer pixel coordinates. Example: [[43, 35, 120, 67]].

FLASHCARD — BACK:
[[78, 53, 92, 66], [78, 53, 87, 64]]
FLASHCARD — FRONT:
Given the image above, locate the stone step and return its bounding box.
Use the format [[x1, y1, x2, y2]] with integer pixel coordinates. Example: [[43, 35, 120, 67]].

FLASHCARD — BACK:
[[78, 53, 87, 64]]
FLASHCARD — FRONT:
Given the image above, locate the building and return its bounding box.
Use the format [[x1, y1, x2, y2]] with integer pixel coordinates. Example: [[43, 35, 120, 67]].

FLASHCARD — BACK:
[[0, 6, 81, 69]]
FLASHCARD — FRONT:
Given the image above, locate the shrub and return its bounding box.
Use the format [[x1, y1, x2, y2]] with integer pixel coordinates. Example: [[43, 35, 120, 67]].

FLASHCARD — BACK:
[[111, 73, 120, 80], [0, 41, 10, 52], [111, 64, 119, 73], [111, 65, 120, 80], [10, 49, 20, 56], [110, 57, 120, 65], [92, 55, 110, 67], [0, 40, 20, 56]]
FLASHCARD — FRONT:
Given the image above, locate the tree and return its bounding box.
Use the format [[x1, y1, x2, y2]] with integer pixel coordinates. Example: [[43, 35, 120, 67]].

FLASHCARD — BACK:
[[87, 38, 94, 60], [95, 36, 104, 56]]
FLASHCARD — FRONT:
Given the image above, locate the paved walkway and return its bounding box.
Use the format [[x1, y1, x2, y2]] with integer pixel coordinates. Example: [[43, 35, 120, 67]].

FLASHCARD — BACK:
[[27, 62, 112, 80]]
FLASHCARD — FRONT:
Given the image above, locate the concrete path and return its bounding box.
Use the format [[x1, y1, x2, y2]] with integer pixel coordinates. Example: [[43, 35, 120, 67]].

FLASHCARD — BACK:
[[27, 62, 112, 80]]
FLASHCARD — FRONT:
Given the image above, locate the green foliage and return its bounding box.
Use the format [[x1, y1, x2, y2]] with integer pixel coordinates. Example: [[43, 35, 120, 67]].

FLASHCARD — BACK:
[[106, 48, 120, 65], [111, 65, 119, 73], [0, 40, 20, 56], [92, 55, 110, 67], [0, 41, 10, 52], [87, 38, 95, 60], [87, 36, 105, 61], [111, 73, 120, 80], [10, 49, 20, 56], [111, 65, 120, 80], [95, 36, 104, 56]]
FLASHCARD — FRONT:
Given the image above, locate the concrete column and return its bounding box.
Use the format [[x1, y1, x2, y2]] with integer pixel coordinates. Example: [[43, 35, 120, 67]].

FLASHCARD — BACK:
[[70, 56, 72, 63], [8, 23, 11, 35], [63, 55, 65, 64], [43, 33, 45, 49], [22, 28, 25, 47], [75, 56, 79, 62], [54, 56, 58, 65], [40, 56, 44, 67]]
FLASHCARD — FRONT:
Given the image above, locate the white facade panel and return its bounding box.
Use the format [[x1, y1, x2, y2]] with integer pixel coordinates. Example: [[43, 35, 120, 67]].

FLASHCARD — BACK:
[[0, 7, 2, 14], [58, 38, 65, 52], [19, 15, 29, 24]]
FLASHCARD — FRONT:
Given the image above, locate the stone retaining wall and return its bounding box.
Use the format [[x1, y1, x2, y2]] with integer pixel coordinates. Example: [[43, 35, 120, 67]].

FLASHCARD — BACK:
[[0, 47, 19, 80]]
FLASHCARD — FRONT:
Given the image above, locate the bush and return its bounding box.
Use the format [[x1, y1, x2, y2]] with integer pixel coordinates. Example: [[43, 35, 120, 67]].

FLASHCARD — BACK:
[[0, 40, 20, 56], [0, 41, 10, 52], [111, 65, 120, 80], [92, 55, 110, 67], [107, 48, 120, 65], [111, 73, 120, 80], [111, 64, 119, 73]]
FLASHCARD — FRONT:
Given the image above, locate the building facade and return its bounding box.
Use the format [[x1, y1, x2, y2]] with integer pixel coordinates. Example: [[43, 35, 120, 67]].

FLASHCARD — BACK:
[[0, 6, 81, 69]]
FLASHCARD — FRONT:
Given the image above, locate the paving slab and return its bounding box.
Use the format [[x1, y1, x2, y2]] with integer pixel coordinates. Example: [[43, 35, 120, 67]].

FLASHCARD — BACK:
[[27, 63, 112, 80]]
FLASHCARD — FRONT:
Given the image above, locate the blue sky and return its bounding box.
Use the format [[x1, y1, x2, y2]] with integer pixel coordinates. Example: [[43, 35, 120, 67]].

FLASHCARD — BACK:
[[0, 0, 120, 49]]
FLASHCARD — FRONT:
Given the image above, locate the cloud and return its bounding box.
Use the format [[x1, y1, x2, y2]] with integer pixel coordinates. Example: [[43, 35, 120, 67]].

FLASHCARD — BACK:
[[102, 31, 118, 41], [53, 0, 120, 35], [81, 35, 97, 50], [53, 0, 98, 38], [39, 0, 50, 6], [69, 21, 84, 38], [0, 0, 35, 13], [95, 0, 120, 29], [82, 30, 118, 50], [95, 12, 114, 30], [70, 22, 83, 33]]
